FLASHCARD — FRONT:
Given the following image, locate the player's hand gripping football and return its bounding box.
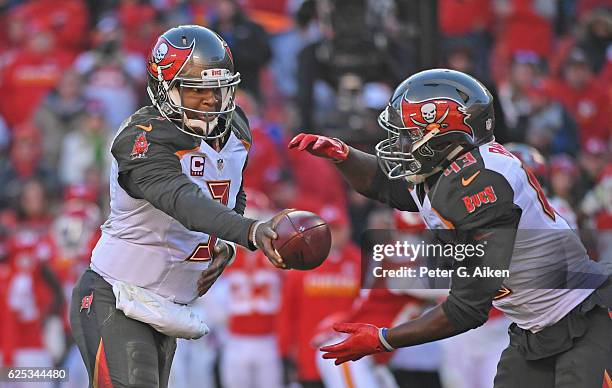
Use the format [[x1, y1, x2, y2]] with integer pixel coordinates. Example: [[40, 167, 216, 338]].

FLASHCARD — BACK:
[[288, 133, 349, 162], [320, 323, 392, 365], [251, 209, 295, 269], [197, 241, 234, 296]]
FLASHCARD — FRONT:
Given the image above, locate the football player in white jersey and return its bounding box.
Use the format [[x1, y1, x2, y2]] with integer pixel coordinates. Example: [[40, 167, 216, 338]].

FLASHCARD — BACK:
[[290, 69, 612, 387], [70, 25, 289, 388]]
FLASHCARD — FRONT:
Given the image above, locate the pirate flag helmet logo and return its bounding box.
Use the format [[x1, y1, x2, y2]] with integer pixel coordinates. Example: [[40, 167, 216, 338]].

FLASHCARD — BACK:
[[376, 69, 495, 182]]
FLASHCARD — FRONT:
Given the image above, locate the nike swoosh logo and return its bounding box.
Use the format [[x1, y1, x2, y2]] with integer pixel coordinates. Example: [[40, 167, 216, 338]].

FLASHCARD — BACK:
[[136, 124, 153, 132], [461, 170, 481, 186]]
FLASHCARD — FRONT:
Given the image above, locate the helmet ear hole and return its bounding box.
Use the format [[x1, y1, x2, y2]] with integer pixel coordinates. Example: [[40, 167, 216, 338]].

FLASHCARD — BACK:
[[418, 145, 435, 157]]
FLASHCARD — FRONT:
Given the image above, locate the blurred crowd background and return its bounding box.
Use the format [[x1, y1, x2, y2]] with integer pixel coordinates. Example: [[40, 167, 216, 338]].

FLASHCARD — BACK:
[[0, 0, 610, 387]]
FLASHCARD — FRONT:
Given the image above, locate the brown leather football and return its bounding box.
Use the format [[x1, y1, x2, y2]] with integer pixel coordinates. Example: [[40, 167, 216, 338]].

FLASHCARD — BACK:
[[273, 210, 331, 270]]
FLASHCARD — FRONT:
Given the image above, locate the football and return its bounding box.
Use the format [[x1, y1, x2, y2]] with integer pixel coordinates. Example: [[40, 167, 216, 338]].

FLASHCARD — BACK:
[[273, 210, 332, 270]]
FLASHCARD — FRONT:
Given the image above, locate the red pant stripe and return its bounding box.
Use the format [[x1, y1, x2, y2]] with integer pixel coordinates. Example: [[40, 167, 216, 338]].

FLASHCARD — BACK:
[[94, 339, 113, 388]]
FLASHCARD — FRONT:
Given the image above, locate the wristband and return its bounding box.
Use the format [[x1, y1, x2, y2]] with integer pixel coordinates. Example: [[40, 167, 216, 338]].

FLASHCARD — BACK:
[[217, 239, 237, 266], [250, 221, 264, 249], [378, 327, 395, 352]]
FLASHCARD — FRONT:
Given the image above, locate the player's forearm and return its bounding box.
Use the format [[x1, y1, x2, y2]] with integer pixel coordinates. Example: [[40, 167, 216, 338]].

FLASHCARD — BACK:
[[337, 147, 418, 211], [134, 172, 256, 248], [385, 304, 463, 348], [335, 147, 383, 196]]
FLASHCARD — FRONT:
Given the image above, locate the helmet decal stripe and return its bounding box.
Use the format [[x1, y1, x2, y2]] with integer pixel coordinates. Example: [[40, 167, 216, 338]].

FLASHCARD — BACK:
[[148, 37, 195, 81]]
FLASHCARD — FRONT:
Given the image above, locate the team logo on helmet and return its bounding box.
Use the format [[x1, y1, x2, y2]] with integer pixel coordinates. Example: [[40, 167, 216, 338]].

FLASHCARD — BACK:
[[148, 37, 195, 81], [154, 42, 168, 63], [402, 98, 473, 138]]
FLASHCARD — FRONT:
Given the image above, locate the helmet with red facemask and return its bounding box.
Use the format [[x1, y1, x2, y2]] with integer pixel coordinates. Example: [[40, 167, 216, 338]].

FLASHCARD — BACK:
[[147, 25, 240, 140], [376, 69, 495, 182]]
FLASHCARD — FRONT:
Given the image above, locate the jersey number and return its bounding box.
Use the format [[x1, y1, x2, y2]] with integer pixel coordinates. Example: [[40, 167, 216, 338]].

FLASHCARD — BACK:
[[443, 152, 476, 176], [523, 167, 555, 221], [186, 180, 231, 261], [228, 270, 281, 314]]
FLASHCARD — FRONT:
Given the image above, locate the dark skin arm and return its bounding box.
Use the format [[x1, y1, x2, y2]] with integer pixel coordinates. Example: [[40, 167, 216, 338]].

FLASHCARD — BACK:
[[334, 147, 381, 196], [336, 146, 418, 211], [385, 304, 462, 347], [288, 132, 418, 210]]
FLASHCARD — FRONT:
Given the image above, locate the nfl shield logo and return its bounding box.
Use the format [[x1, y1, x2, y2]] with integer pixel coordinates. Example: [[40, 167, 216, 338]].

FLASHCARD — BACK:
[[217, 158, 224, 171]]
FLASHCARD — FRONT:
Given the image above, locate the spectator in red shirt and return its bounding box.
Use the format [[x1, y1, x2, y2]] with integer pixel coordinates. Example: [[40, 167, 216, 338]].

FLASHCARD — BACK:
[[221, 243, 284, 388], [288, 146, 348, 211], [0, 24, 74, 127], [117, 0, 161, 58], [523, 83, 579, 156], [577, 138, 610, 201], [277, 205, 361, 388], [489, 0, 555, 83], [0, 124, 59, 210], [236, 91, 283, 194], [496, 0, 553, 59], [580, 163, 612, 269], [1, 229, 63, 371], [8, 0, 88, 55], [549, 154, 581, 213], [1, 178, 64, 370], [551, 48, 611, 144], [438, 0, 493, 81], [219, 191, 283, 388]]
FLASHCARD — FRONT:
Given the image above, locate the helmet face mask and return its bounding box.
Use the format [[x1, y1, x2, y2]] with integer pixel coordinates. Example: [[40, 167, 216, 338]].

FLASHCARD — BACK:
[[147, 26, 241, 140], [165, 69, 240, 138], [376, 69, 495, 182], [376, 107, 427, 181]]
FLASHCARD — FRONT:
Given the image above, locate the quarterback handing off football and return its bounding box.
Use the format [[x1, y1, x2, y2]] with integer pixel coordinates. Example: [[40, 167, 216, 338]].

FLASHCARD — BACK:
[[273, 210, 331, 270]]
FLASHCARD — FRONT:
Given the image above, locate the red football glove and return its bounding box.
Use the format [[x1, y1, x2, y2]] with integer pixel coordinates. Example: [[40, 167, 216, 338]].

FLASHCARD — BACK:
[[288, 133, 349, 162], [320, 323, 391, 365]]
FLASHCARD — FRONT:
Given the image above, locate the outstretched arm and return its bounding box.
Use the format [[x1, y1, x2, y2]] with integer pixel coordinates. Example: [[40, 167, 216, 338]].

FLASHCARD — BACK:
[[320, 204, 521, 365], [113, 128, 288, 268], [288, 133, 417, 211]]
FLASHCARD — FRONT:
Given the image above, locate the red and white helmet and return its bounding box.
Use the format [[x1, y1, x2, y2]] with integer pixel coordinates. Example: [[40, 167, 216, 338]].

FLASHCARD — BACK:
[[147, 25, 240, 140]]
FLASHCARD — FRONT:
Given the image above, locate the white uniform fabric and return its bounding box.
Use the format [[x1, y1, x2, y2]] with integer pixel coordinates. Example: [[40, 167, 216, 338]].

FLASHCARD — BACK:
[[221, 334, 283, 388], [91, 128, 247, 304], [410, 142, 605, 332], [112, 281, 210, 339], [440, 317, 511, 388]]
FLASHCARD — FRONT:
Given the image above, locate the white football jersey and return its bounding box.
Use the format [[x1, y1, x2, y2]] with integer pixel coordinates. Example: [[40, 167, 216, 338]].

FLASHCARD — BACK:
[[91, 107, 250, 304], [412, 141, 605, 332]]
